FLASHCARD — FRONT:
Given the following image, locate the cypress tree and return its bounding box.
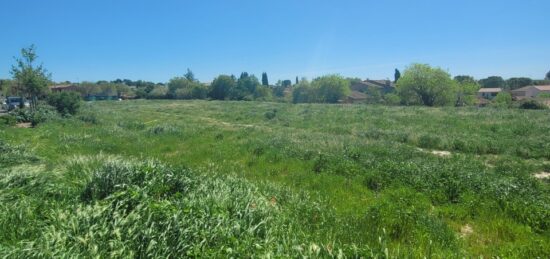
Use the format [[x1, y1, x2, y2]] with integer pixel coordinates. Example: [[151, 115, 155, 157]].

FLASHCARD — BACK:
[[261, 72, 269, 86], [394, 69, 401, 83]]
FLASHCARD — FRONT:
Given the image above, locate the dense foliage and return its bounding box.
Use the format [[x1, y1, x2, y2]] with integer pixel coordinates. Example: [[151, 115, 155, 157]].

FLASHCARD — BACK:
[[10, 45, 51, 111], [397, 64, 457, 106], [479, 76, 506, 89], [292, 75, 350, 103], [47, 91, 82, 115]]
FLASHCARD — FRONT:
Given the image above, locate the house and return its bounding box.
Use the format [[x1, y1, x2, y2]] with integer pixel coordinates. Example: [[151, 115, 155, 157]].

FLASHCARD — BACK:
[[50, 84, 79, 92], [344, 90, 368, 103], [511, 85, 550, 100], [351, 79, 395, 94], [477, 88, 502, 99]]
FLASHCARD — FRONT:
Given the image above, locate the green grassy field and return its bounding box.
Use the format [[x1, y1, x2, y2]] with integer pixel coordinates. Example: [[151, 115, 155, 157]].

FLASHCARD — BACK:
[[1, 100, 549, 257]]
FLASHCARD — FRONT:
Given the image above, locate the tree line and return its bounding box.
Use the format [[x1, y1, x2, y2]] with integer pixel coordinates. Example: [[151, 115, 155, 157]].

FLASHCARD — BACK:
[[2, 46, 550, 110]]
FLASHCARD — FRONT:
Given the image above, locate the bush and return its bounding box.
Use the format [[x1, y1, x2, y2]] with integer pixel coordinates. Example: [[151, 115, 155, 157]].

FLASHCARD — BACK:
[[0, 115, 17, 126], [47, 92, 81, 115], [384, 93, 401, 105], [9, 105, 59, 126], [418, 134, 442, 149], [264, 109, 277, 120], [517, 99, 548, 110]]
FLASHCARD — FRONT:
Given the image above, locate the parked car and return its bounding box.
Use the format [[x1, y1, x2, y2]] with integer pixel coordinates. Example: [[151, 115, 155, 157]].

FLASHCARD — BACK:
[[6, 96, 25, 111]]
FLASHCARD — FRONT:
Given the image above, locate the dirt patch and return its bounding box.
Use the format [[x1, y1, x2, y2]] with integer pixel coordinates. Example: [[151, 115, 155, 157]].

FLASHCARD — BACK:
[[431, 150, 451, 157], [460, 224, 474, 238], [16, 122, 32, 128], [534, 172, 550, 180], [202, 117, 258, 129], [417, 148, 452, 157]]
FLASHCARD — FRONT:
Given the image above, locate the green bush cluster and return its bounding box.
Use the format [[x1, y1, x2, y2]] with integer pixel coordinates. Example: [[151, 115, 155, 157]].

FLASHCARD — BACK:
[[47, 91, 82, 115], [9, 105, 59, 126]]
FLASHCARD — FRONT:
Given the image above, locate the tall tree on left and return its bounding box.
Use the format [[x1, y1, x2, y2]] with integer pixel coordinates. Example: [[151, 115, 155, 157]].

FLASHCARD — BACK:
[[11, 45, 50, 111]]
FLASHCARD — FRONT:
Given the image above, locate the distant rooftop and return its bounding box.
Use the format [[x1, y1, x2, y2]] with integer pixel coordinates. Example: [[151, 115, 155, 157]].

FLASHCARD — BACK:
[[478, 88, 502, 93], [512, 85, 550, 92]]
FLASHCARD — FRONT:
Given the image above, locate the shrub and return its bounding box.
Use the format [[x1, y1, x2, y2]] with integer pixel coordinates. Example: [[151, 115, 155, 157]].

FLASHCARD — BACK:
[[47, 92, 81, 115], [0, 115, 17, 126], [264, 109, 277, 120], [9, 105, 59, 126], [517, 99, 548, 110], [384, 93, 401, 105], [418, 134, 441, 149]]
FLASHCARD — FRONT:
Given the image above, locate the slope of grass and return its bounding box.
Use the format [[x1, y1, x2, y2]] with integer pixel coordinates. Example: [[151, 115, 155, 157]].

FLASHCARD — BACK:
[[1, 100, 549, 257]]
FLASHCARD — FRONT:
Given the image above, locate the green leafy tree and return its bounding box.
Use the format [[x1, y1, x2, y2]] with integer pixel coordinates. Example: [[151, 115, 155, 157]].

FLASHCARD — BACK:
[[454, 75, 477, 85], [230, 73, 260, 100], [394, 69, 401, 83], [396, 64, 457, 106], [292, 79, 314, 103], [209, 75, 236, 100], [184, 69, 196, 82], [0, 79, 15, 96], [10, 45, 51, 111], [311, 75, 350, 103], [546, 70, 550, 80], [492, 92, 512, 108], [239, 72, 249, 80], [167, 77, 205, 99], [346, 77, 362, 86], [455, 79, 480, 106], [506, 77, 533, 90], [261, 72, 269, 86], [282, 80, 292, 87], [479, 76, 506, 89], [148, 86, 168, 99]]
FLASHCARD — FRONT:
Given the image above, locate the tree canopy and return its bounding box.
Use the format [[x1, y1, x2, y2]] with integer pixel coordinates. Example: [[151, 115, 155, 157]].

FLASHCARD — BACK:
[[479, 76, 506, 88], [506, 77, 533, 90], [292, 75, 350, 103], [311, 75, 350, 103], [10, 45, 51, 110], [546, 70, 550, 80], [167, 77, 206, 99], [209, 75, 236, 100], [396, 64, 456, 106], [454, 75, 477, 85], [455, 77, 480, 106]]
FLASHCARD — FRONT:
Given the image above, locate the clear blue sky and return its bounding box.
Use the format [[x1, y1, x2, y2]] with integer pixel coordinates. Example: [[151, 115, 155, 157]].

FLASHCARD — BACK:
[[1, 0, 549, 83]]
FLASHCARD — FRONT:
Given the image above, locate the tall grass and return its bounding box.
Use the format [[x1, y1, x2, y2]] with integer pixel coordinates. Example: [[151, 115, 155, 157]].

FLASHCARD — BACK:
[[1, 100, 549, 257]]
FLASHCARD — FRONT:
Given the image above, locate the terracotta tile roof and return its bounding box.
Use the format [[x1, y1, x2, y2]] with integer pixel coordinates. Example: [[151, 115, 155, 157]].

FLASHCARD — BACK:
[[534, 85, 550, 91], [512, 85, 550, 92]]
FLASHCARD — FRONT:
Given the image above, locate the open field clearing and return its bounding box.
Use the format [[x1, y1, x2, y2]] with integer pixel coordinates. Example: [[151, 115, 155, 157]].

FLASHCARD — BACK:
[[1, 100, 549, 257]]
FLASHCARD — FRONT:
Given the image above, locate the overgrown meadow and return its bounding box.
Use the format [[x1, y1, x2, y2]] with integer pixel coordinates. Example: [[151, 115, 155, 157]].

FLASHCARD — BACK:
[[1, 100, 549, 257]]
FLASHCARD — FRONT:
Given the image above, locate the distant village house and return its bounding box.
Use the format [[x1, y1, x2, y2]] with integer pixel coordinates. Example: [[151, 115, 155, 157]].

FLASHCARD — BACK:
[[477, 88, 502, 100], [511, 85, 550, 100], [351, 79, 395, 94]]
